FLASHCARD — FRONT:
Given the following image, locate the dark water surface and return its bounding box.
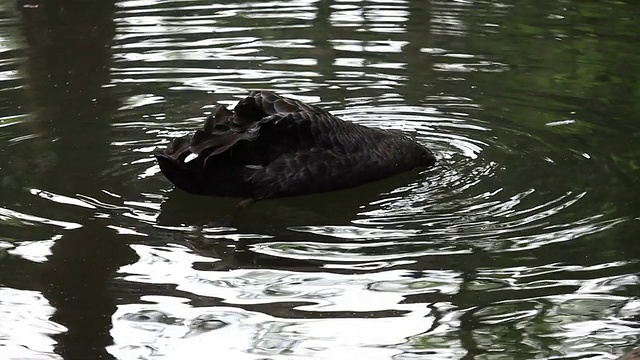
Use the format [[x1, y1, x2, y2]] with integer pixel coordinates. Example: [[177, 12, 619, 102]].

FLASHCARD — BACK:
[[1, 0, 639, 359]]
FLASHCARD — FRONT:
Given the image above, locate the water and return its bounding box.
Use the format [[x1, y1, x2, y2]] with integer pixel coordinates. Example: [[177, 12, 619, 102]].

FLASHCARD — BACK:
[[0, 0, 639, 359]]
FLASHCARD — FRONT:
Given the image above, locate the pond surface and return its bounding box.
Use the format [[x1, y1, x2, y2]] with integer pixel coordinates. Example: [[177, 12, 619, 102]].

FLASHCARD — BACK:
[[1, 0, 639, 359]]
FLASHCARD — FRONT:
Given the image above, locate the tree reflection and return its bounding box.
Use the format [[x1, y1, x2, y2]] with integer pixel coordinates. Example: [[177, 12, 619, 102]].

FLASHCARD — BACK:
[[19, 1, 136, 359]]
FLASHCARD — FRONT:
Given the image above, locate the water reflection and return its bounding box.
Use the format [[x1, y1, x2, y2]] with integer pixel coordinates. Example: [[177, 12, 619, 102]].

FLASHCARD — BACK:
[[0, 0, 638, 359], [110, 299, 435, 360], [12, 2, 138, 360], [0, 287, 63, 359]]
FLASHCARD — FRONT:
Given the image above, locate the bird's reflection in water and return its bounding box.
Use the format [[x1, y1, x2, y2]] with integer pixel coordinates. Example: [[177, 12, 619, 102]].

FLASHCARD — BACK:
[[157, 168, 427, 230], [156, 168, 429, 270]]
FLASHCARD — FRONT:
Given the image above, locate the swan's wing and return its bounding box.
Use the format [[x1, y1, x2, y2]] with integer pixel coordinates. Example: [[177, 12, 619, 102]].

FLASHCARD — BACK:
[[159, 91, 340, 168], [185, 91, 324, 156], [240, 90, 327, 118]]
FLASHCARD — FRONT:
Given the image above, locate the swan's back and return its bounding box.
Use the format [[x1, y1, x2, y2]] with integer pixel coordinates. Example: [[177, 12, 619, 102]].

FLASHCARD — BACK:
[[156, 91, 436, 199]]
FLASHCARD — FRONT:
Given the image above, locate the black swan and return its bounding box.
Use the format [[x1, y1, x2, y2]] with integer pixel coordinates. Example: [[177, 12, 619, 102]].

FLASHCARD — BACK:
[[155, 91, 436, 200]]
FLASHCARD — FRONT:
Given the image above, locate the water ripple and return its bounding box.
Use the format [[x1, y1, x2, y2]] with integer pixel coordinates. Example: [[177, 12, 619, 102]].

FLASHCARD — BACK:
[[0, 288, 65, 360], [1, 0, 638, 359]]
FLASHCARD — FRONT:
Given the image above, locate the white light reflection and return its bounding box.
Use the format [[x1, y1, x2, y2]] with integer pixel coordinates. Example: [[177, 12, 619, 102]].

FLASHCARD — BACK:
[[110, 298, 433, 360], [0, 288, 65, 360]]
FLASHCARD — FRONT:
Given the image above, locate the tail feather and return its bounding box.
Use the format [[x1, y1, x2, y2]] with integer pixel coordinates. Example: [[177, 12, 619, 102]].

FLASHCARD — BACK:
[[165, 136, 191, 161], [155, 153, 202, 194]]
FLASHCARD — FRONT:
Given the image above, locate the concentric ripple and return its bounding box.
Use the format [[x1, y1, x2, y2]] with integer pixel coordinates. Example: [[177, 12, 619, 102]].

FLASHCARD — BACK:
[[0, 0, 638, 359]]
